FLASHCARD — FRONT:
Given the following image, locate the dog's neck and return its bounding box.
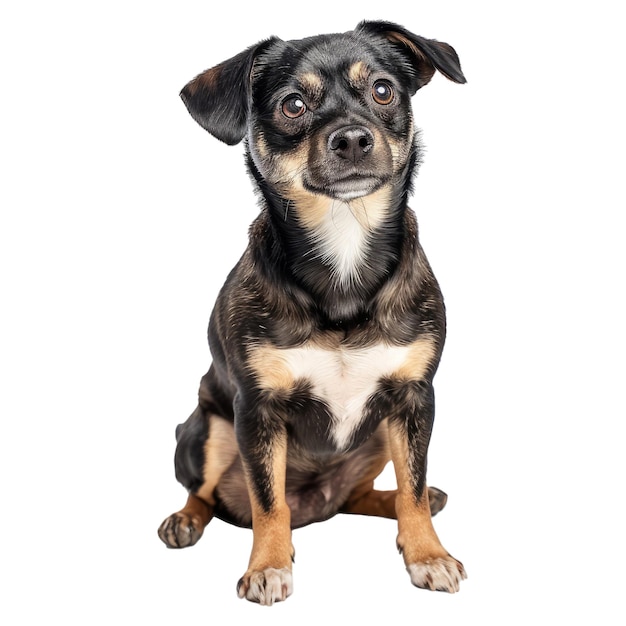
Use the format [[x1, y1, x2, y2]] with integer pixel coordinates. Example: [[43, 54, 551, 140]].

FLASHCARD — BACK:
[[248, 153, 417, 325], [306, 188, 400, 273]]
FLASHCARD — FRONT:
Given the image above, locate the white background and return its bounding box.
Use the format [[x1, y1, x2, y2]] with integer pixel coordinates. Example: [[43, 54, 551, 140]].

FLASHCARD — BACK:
[[1, 1, 624, 623]]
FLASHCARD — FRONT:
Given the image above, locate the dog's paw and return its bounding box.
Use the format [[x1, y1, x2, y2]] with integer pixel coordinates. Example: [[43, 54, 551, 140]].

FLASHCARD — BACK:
[[237, 567, 293, 605], [427, 486, 448, 516], [407, 556, 467, 593], [157, 512, 204, 548]]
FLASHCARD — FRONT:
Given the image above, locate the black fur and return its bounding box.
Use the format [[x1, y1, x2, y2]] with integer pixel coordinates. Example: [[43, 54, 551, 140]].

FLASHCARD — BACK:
[[161, 20, 467, 602], [174, 19, 466, 515]]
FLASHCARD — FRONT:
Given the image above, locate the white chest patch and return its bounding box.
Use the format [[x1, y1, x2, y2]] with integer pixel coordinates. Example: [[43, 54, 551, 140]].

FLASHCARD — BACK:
[[302, 187, 389, 286], [280, 343, 412, 449], [310, 202, 369, 287], [248, 336, 437, 451]]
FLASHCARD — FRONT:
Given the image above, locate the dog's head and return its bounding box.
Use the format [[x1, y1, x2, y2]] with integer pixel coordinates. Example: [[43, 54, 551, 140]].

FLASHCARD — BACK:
[[181, 21, 465, 207]]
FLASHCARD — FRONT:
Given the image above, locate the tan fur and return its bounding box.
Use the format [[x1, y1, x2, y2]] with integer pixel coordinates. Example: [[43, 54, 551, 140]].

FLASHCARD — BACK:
[[299, 71, 324, 95], [242, 434, 294, 575], [394, 335, 438, 381], [388, 123, 415, 168], [348, 61, 369, 85], [253, 130, 269, 160], [388, 420, 449, 564], [294, 185, 392, 232], [343, 487, 398, 517], [340, 424, 448, 519], [178, 492, 213, 525], [264, 146, 308, 191], [248, 345, 296, 391], [197, 416, 239, 505]]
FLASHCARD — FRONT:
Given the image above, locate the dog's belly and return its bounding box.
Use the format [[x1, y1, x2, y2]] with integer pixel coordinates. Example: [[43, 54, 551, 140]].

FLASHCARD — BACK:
[[250, 339, 436, 451], [215, 422, 389, 529]]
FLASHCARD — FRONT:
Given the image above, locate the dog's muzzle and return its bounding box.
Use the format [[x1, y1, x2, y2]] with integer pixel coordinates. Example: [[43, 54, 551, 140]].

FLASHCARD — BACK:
[[323, 125, 386, 200], [301, 121, 394, 201]]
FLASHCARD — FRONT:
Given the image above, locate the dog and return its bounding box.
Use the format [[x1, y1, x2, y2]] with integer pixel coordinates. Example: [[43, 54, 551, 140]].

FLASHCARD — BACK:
[[158, 20, 467, 605]]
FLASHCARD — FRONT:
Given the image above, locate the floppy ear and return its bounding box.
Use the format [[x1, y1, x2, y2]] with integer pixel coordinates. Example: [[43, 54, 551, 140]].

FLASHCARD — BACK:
[[180, 37, 279, 145], [356, 21, 466, 93]]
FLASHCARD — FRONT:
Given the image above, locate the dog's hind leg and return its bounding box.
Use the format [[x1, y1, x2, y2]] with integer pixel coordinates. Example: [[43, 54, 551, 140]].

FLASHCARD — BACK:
[[341, 483, 397, 518], [158, 397, 239, 548], [341, 483, 448, 518], [158, 492, 213, 548], [338, 427, 448, 520], [427, 486, 448, 516]]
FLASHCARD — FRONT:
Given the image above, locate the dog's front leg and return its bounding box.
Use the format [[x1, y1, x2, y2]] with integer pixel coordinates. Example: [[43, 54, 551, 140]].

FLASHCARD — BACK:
[[387, 381, 466, 593], [235, 398, 294, 605]]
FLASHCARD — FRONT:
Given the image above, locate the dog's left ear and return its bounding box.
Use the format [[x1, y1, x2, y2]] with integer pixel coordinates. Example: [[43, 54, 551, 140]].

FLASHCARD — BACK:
[[180, 37, 279, 145], [356, 21, 466, 93]]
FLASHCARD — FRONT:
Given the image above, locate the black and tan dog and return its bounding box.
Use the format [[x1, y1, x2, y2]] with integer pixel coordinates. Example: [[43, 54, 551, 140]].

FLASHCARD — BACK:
[[158, 20, 467, 604]]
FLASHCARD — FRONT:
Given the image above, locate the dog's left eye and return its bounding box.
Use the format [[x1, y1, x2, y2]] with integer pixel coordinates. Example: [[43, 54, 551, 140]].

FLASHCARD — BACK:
[[372, 80, 394, 105], [282, 95, 307, 119]]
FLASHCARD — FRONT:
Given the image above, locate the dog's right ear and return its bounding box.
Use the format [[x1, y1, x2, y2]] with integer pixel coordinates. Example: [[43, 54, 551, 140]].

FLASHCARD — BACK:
[[356, 21, 466, 93], [180, 38, 279, 145]]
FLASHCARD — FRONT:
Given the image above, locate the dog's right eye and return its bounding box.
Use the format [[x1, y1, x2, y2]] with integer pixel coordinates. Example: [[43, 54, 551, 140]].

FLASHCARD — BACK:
[[372, 80, 394, 105], [281, 95, 307, 119]]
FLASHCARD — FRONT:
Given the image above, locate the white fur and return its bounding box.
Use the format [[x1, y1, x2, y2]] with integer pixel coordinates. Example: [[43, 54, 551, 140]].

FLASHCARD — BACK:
[[280, 343, 412, 449], [311, 200, 371, 287], [239, 567, 293, 605], [310, 190, 392, 288], [407, 557, 467, 593]]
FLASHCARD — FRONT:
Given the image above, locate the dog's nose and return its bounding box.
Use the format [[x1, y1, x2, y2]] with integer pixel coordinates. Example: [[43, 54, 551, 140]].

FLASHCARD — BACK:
[[327, 126, 374, 163]]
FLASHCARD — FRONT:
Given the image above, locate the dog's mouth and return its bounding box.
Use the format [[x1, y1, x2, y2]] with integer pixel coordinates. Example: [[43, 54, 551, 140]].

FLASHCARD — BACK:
[[304, 172, 387, 201]]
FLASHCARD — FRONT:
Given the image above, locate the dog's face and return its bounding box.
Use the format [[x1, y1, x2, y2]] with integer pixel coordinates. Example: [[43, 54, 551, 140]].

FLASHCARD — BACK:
[[246, 34, 416, 204], [181, 21, 465, 212]]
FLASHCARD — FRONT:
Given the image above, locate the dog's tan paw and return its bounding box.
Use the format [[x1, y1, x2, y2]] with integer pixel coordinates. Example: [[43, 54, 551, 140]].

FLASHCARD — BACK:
[[407, 556, 467, 593], [157, 512, 204, 548], [237, 567, 293, 605]]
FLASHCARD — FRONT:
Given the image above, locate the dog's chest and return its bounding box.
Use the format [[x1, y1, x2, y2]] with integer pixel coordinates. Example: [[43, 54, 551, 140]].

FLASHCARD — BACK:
[[251, 342, 423, 450]]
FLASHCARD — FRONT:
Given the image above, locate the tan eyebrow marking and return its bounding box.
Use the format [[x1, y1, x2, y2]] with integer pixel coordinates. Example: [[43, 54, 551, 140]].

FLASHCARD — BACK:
[[299, 72, 324, 95], [348, 61, 369, 84]]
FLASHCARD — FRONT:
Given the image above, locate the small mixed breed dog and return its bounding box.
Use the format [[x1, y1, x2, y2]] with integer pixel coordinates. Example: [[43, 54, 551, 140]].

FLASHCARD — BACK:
[[159, 20, 467, 604]]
